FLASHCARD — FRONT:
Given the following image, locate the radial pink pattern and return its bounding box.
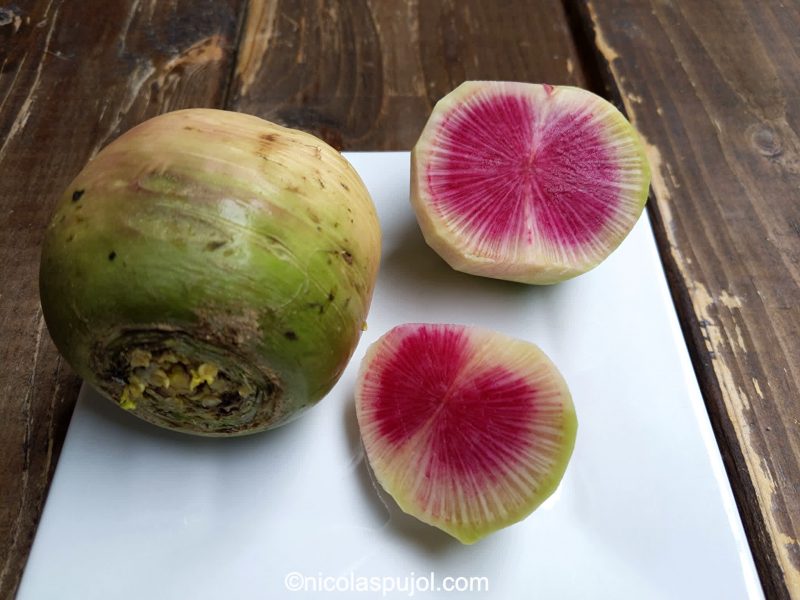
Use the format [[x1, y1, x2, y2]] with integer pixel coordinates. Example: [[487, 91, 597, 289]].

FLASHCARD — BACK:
[[367, 324, 538, 483], [427, 92, 621, 248]]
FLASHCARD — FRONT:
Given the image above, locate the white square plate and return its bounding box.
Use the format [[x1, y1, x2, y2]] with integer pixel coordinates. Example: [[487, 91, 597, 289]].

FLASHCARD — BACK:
[[19, 152, 761, 599]]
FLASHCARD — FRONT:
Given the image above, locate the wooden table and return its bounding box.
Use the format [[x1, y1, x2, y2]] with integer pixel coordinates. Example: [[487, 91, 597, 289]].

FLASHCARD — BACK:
[[1, 1, 797, 597]]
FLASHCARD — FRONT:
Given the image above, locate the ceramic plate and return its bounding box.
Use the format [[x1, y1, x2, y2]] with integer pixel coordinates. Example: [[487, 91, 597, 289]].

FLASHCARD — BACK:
[[19, 153, 761, 599]]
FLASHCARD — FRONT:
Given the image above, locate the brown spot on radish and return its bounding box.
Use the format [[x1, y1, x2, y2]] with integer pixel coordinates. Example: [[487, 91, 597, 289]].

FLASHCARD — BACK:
[[284, 330, 298, 341], [340, 182, 350, 191], [72, 190, 84, 202], [306, 302, 325, 315], [341, 250, 353, 265], [108, 251, 117, 261], [206, 240, 226, 251], [256, 133, 280, 157]]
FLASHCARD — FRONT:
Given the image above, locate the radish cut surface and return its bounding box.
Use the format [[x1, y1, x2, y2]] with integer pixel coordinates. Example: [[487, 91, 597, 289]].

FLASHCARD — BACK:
[[355, 323, 577, 544], [411, 81, 650, 284]]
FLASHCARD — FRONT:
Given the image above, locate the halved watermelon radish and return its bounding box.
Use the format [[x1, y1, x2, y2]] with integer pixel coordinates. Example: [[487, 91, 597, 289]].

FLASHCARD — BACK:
[[355, 323, 577, 544], [411, 81, 650, 284]]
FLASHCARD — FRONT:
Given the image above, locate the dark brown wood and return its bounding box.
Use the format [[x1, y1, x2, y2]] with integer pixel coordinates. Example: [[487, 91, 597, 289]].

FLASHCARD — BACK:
[[0, 1, 245, 596], [227, 0, 588, 149], [569, 1, 800, 597]]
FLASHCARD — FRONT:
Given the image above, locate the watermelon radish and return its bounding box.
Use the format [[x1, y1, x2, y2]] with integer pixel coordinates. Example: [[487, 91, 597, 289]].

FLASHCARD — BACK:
[[355, 323, 577, 544], [39, 109, 381, 436], [411, 81, 650, 284]]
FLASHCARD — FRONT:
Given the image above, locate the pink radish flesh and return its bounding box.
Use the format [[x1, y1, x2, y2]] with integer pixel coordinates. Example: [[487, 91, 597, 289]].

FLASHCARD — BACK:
[[429, 92, 619, 247], [355, 323, 577, 544]]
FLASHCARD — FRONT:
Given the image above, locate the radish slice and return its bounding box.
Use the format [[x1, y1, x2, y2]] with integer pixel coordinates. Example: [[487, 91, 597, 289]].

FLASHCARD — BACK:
[[355, 323, 577, 544], [411, 81, 650, 284]]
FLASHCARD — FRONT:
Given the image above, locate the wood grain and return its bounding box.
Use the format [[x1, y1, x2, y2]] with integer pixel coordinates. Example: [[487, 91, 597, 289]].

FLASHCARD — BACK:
[[228, 0, 587, 149], [570, 1, 800, 597], [0, 1, 245, 596]]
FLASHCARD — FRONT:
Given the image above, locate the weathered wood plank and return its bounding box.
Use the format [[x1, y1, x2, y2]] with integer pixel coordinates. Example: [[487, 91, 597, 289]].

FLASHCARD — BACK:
[[569, 1, 800, 597], [228, 0, 587, 149], [0, 1, 245, 596]]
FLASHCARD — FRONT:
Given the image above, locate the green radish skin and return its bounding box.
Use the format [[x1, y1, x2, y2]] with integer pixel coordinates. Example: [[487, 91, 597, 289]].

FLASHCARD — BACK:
[[40, 109, 381, 436]]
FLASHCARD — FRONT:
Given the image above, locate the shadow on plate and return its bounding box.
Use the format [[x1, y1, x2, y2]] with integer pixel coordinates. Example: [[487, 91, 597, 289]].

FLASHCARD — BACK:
[[78, 383, 313, 459], [379, 216, 565, 312]]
